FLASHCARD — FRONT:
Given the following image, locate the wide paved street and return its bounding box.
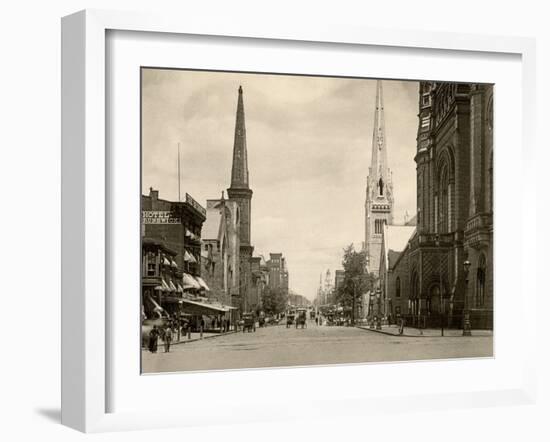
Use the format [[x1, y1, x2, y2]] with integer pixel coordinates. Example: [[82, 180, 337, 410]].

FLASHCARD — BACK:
[[142, 321, 493, 373]]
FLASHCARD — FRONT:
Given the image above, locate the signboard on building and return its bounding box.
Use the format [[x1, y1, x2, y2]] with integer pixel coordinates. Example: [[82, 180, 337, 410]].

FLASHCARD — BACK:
[[185, 193, 207, 217], [142, 211, 181, 224]]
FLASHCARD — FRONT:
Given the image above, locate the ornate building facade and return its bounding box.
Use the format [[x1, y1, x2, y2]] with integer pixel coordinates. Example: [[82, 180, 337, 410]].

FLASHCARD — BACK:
[[365, 80, 394, 275], [386, 81, 493, 329]]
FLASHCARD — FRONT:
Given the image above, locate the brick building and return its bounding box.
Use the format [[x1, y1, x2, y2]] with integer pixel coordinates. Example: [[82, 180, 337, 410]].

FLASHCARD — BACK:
[[267, 253, 283, 290], [142, 188, 206, 278], [141, 237, 182, 320], [250, 256, 268, 313], [385, 81, 493, 329], [266, 253, 289, 297]]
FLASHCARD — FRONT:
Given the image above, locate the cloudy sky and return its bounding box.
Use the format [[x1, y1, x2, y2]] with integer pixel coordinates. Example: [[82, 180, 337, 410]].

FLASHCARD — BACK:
[[142, 69, 419, 300]]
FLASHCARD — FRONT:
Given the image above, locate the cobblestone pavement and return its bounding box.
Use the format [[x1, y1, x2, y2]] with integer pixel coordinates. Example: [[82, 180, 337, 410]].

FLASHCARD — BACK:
[[141, 321, 493, 373]]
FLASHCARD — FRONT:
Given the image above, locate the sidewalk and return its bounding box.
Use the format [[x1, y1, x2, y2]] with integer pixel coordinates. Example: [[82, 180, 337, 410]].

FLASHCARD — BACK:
[[144, 329, 239, 349], [357, 324, 493, 337]]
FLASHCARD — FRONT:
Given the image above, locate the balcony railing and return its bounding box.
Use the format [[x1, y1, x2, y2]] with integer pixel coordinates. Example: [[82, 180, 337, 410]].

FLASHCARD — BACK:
[[465, 212, 492, 233]]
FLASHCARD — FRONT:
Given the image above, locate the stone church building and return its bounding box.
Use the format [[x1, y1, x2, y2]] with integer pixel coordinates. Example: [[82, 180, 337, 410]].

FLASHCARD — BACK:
[[384, 81, 493, 329]]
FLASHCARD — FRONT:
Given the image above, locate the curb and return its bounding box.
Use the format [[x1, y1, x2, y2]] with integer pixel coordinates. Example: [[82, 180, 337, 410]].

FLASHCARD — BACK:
[[356, 326, 493, 338], [172, 330, 239, 345], [142, 330, 239, 350], [356, 326, 411, 337]]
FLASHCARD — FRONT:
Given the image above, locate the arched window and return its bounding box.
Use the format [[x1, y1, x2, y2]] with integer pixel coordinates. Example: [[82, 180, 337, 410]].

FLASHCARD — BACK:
[[395, 277, 401, 298], [476, 254, 486, 307], [378, 178, 384, 197], [439, 165, 448, 232], [437, 158, 454, 233]]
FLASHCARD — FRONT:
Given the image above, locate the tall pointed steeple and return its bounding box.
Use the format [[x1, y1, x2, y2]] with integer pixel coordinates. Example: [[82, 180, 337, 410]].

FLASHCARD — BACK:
[[364, 80, 394, 275], [227, 86, 254, 316], [230, 85, 249, 189], [369, 81, 391, 196], [227, 85, 253, 247]]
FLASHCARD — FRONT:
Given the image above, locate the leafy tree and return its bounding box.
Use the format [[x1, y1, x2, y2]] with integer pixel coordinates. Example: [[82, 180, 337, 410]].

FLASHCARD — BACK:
[[336, 244, 373, 312], [262, 286, 288, 315]]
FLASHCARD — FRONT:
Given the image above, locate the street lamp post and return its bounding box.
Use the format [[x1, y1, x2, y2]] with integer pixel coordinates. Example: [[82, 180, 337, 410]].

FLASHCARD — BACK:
[[463, 260, 472, 336], [435, 232, 444, 337]]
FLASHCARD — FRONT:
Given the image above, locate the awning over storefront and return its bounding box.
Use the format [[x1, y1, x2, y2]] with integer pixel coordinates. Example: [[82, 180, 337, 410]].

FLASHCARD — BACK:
[[154, 278, 171, 292], [182, 273, 201, 290], [185, 229, 200, 241], [163, 257, 171, 266], [169, 280, 178, 292], [184, 250, 197, 263], [147, 295, 165, 317], [195, 276, 210, 291], [179, 298, 236, 314], [176, 283, 184, 293]]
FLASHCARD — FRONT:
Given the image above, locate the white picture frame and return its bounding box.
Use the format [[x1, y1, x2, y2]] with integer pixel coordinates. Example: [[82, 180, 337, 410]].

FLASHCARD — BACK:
[[61, 9, 537, 433]]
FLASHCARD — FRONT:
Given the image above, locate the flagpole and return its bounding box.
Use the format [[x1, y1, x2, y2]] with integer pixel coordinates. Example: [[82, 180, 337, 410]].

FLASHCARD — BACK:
[[178, 142, 181, 202]]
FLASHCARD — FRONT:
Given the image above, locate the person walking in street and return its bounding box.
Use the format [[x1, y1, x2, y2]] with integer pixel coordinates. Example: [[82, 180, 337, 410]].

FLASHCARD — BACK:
[[148, 325, 159, 353], [163, 325, 173, 353]]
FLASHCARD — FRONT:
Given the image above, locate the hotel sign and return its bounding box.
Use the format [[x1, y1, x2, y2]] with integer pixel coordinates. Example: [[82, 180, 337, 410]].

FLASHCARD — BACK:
[[142, 211, 181, 224]]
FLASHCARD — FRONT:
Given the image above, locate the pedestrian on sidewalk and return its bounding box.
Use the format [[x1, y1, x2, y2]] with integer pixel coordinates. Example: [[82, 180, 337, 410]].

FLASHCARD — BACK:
[[148, 325, 159, 353], [163, 325, 173, 352]]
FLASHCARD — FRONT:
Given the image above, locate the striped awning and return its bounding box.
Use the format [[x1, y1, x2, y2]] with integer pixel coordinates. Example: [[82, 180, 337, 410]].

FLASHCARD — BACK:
[[154, 278, 171, 292], [184, 250, 197, 263], [182, 273, 201, 290], [147, 295, 165, 317], [180, 298, 233, 313], [195, 276, 210, 291]]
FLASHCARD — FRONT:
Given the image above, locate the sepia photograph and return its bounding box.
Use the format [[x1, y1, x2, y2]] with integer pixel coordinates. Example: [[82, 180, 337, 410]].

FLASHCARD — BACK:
[[140, 68, 494, 374]]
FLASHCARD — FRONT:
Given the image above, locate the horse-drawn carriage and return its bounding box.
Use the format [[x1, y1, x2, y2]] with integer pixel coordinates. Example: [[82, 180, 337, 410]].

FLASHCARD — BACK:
[[295, 313, 307, 329], [286, 314, 295, 328], [241, 312, 256, 332]]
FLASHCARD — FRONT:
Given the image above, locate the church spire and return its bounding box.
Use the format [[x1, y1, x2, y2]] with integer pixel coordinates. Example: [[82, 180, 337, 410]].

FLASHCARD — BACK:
[[369, 80, 390, 196], [364, 80, 394, 275], [230, 85, 249, 189], [227, 85, 253, 248]]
